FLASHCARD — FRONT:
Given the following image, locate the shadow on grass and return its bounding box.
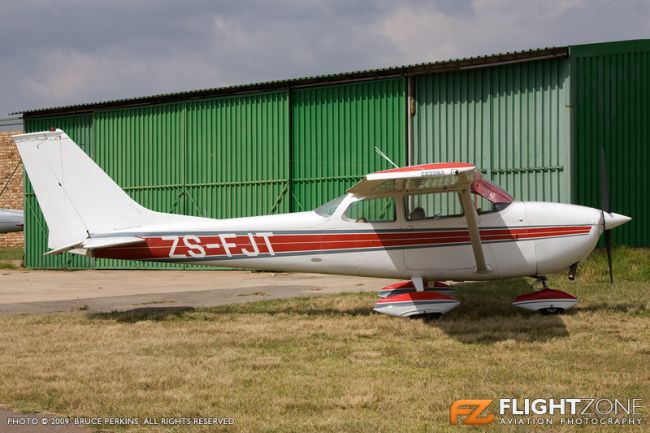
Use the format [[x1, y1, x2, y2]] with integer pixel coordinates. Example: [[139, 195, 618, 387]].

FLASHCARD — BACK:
[[207, 302, 374, 318], [428, 278, 571, 345], [88, 306, 195, 323], [84, 280, 575, 344], [205, 280, 572, 345]]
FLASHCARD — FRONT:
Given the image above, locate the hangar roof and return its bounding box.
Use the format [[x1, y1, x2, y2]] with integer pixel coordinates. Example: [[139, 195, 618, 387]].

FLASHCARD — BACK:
[[15, 46, 567, 117]]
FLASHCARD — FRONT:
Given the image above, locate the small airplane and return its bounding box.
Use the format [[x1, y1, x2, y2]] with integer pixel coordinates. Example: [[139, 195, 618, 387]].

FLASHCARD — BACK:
[[14, 129, 631, 319], [0, 208, 23, 233]]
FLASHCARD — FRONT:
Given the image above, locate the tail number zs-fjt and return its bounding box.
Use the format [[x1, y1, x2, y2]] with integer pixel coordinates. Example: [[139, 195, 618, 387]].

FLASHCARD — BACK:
[[161, 233, 275, 259]]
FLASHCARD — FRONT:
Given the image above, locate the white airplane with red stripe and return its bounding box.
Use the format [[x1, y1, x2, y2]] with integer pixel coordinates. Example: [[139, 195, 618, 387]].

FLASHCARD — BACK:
[[14, 130, 631, 319]]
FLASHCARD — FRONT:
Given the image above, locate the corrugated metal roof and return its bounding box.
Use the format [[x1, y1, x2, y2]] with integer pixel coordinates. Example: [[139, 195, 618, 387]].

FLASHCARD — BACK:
[[15, 45, 568, 117]]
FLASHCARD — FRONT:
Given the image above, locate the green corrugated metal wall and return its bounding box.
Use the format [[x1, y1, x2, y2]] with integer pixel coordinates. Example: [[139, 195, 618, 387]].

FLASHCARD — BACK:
[[291, 79, 406, 211], [413, 58, 571, 203], [571, 40, 650, 246], [93, 104, 185, 269], [185, 92, 290, 218]]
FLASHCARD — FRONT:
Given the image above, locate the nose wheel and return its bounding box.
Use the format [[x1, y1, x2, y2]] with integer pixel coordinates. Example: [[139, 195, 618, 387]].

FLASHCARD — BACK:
[[538, 306, 564, 315], [512, 276, 578, 314], [409, 312, 442, 322]]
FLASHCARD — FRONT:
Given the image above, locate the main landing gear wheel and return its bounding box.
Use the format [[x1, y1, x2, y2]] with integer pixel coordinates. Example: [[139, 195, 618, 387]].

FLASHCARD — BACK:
[[373, 288, 460, 318], [409, 313, 442, 322]]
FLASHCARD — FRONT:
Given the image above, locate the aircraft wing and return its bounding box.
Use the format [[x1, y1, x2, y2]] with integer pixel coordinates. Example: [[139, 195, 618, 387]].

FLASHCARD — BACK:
[[349, 162, 488, 273], [347, 163, 476, 195]]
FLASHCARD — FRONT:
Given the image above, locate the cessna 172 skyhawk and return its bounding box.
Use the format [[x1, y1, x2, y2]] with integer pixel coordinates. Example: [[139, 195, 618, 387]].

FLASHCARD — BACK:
[[14, 130, 631, 318]]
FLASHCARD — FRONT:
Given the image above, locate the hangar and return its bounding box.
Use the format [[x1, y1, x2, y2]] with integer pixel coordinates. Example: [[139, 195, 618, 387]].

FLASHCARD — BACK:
[[15, 39, 650, 269]]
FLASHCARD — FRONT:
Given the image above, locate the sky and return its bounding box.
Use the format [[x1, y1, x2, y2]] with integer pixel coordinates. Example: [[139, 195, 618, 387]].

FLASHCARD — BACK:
[[1, 0, 649, 122]]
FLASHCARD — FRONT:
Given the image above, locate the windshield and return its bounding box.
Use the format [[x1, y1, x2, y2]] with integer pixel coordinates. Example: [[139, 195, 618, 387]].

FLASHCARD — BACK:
[[470, 173, 513, 204], [314, 195, 346, 217]]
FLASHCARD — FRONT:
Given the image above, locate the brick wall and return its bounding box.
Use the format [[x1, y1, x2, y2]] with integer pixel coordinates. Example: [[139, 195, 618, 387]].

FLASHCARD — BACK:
[[0, 131, 24, 248]]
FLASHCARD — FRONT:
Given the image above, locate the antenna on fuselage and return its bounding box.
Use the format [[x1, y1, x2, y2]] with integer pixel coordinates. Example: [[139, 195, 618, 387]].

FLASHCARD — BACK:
[[374, 146, 399, 169]]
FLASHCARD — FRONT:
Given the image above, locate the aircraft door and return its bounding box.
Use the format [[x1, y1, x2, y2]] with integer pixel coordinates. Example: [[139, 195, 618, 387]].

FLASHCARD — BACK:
[[337, 195, 405, 276], [401, 191, 478, 275]]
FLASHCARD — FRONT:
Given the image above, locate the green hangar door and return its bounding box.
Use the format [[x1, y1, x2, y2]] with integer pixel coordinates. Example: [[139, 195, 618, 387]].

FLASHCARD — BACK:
[[93, 105, 186, 269], [412, 58, 571, 204], [290, 78, 406, 211], [95, 99, 290, 268], [185, 92, 291, 219]]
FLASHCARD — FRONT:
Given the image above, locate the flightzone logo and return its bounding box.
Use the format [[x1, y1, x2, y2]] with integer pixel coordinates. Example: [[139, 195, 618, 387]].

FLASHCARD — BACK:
[[450, 398, 643, 426], [450, 400, 494, 425]]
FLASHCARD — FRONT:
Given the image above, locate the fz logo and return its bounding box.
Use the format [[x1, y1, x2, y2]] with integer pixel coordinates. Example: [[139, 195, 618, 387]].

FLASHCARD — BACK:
[[449, 399, 494, 425]]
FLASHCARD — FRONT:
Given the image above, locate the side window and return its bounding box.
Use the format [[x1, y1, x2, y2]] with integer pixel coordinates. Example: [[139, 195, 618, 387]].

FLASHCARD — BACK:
[[473, 193, 510, 214], [404, 192, 463, 221], [474, 194, 495, 214], [344, 197, 396, 223]]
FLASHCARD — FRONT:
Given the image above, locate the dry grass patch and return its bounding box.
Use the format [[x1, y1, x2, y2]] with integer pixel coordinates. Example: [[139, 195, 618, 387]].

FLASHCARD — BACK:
[[0, 248, 648, 432]]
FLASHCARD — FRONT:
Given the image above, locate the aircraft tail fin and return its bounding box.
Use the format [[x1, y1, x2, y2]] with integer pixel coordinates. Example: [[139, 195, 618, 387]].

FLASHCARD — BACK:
[[13, 129, 154, 250]]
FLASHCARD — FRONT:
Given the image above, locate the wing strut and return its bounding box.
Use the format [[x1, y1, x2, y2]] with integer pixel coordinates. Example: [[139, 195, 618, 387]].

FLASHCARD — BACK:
[[459, 188, 488, 273]]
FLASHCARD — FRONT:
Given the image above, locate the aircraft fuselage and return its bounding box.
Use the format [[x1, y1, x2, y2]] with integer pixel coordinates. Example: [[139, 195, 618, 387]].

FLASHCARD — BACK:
[[90, 199, 614, 281]]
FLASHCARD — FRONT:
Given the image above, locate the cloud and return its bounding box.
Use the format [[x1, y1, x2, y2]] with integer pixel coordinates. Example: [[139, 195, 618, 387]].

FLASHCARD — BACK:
[[378, 0, 650, 64], [20, 46, 227, 105], [2, 0, 649, 117]]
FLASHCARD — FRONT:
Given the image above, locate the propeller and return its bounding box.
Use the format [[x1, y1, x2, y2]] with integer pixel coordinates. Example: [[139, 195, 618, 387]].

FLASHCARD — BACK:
[[599, 147, 614, 285]]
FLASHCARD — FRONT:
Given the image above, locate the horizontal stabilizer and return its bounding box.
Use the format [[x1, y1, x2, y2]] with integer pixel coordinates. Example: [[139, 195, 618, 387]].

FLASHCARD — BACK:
[[44, 241, 85, 255], [82, 237, 145, 250], [44, 236, 144, 255]]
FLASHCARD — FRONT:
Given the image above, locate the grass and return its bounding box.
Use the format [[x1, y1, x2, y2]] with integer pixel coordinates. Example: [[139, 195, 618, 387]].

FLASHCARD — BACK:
[[0, 247, 22, 269], [0, 247, 22, 261], [0, 248, 648, 432]]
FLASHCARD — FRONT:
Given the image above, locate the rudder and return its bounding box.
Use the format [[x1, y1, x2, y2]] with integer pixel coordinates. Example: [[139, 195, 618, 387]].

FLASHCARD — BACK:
[[14, 129, 150, 250]]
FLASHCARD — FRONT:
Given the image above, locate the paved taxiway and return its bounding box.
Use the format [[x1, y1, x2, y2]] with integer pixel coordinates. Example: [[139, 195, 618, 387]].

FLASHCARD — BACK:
[[0, 269, 396, 314]]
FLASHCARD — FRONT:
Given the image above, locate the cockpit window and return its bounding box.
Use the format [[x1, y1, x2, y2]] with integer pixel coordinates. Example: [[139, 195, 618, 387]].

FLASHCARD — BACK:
[[314, 195, 346, 217], [470, 173, 513, 213], [470, 173, 513, 204]]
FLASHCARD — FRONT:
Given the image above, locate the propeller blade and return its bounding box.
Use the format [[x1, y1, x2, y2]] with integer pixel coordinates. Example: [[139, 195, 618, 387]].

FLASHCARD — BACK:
[[600, 147, 614, 285], [605, 229, 613, 285], [599, 147, 610, 213]]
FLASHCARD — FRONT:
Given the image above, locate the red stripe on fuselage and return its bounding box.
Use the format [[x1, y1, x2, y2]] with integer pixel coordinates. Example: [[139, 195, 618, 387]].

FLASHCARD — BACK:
[[91, 226, 592, 261]]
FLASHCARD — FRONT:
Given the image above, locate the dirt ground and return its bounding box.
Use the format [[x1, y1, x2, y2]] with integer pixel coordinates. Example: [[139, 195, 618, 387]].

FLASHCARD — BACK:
[[0, 268, 396, 315]]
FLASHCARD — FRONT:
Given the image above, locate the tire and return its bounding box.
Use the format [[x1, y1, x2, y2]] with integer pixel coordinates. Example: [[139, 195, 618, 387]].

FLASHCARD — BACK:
[[539, 307, 564, 315], [410, 313, 442, 322]]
